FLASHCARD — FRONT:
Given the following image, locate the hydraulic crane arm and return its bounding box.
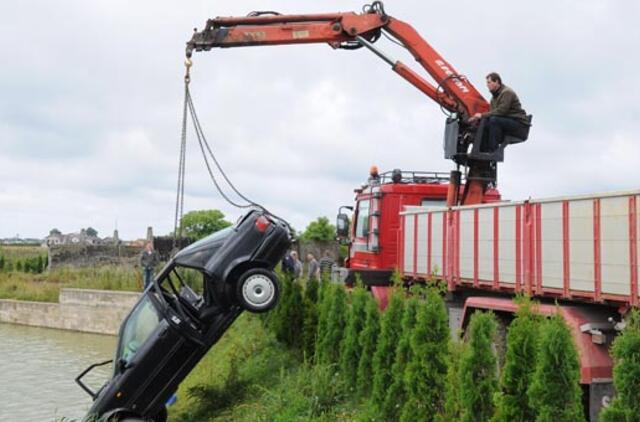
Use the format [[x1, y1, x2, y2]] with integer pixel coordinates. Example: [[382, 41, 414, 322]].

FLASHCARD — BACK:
[[186, 3, 489, 119]]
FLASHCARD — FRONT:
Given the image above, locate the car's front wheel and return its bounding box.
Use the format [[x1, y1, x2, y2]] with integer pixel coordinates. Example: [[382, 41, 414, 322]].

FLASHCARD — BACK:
[[236, 268, 280, 313]]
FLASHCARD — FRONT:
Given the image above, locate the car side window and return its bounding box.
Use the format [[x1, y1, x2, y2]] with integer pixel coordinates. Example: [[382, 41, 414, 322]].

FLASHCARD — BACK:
[[116, 296, 161, 366]]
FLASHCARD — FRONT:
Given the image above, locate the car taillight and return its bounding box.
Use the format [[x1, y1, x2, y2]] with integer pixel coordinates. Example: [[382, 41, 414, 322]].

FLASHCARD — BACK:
[[255, 216, 271, 232]]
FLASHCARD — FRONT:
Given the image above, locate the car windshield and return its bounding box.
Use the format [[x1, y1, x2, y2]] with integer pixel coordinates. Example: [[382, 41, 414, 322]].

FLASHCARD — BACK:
[[115, 295, 161, 368]]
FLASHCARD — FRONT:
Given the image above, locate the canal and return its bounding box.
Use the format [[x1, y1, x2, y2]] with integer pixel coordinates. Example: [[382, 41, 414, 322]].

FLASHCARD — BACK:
[[0, 323, 116, 421]]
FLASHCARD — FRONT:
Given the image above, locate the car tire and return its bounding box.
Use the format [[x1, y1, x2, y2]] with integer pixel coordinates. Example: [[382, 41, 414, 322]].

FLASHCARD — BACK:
[[236, 268, 280, 313]]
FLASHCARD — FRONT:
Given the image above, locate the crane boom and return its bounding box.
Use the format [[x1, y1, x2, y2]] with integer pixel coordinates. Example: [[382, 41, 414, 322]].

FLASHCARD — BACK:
[[186, 2, 498, 205], [186, 5, 488, 118]]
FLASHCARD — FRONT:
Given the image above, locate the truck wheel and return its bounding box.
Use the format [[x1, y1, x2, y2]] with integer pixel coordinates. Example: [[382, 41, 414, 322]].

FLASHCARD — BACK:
[[236, 268, 280, 313]]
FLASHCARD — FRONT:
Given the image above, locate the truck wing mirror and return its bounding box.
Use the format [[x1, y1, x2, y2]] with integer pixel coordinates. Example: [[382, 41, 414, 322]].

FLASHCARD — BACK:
[[336, 213, 350, 239]]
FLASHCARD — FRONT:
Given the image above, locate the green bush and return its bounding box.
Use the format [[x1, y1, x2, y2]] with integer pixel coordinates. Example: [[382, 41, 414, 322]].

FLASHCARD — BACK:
[[528, 313, 584, 422], [340, 285, 369, 391], [268, 276, 304, 350], [316, 285, 348, 365], [302, 299, 318, 361], [442, 339, 466, 422], [493, 297, 541, 422], [400, 288, 449, 422], [600, 310, 640, 422], [382, 294, 419, 421], [460, 311, 498, 422], [372, 289, 405, 406], [356, 294, 380, 397]]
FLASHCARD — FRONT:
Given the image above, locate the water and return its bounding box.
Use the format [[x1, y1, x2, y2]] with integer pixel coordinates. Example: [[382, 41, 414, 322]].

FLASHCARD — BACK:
[[0, 323, 116, 422]]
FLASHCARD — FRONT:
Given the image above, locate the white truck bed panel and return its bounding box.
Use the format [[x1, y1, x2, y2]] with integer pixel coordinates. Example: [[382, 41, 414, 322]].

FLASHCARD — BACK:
[[400, 190, 640, 306]]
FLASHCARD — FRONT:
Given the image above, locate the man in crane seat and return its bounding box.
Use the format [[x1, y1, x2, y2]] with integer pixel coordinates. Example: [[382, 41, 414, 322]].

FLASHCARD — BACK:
[[470, 72, 531, 152]]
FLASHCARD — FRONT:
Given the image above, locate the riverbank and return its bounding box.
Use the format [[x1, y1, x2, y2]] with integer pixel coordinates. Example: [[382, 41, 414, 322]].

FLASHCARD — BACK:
[[0, 288, 140, 335], [0, 265, 141, 302]]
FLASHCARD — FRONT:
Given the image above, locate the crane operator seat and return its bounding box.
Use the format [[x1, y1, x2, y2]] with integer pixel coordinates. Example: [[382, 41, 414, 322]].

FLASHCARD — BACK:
[[468, 114, 533, 162]]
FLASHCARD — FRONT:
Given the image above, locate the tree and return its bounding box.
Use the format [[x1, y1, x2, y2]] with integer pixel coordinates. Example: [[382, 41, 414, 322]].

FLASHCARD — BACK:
[[180, 209, 232, 240], [372, 290, 405, 406], [300, 217, 335, 242], [315, 282, 334, 361], [493, 297, 541, 422], [357, 294, 380, 397], [400, 288, 450, 422], [528, 313, 583, 422], [270, 277, 304, 349], [85, 227, 98, 237], [302, 277, 320, 360], [598, 311, 640, 422], [460, 311, 499, 422], [339, 285, 368, 391], [49, 228, 61, 236], [442, 339, 467, 422], [382, 294, 419, 421], [317, 285, 348, 365]]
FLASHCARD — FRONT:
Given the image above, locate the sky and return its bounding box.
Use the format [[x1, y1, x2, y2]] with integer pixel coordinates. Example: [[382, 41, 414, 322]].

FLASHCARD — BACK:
[[1, 0, 639, 240]]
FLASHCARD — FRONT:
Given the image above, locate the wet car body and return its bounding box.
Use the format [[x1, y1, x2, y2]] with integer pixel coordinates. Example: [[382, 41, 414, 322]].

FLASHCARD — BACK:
[[77, 209, 291, 421]]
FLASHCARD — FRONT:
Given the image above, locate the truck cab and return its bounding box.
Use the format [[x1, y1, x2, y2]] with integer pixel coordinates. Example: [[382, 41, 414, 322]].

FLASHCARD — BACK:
[[337, 168, 500, 286]]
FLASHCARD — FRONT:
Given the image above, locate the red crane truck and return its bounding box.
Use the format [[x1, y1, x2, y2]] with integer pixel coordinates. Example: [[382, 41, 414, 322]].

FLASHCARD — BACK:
[[187, 3, 633, 419]]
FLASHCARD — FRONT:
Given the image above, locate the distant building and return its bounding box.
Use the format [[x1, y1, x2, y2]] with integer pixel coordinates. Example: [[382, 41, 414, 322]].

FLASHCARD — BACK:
[[0, 236, 42, 246], [43, 229, 101, 247]]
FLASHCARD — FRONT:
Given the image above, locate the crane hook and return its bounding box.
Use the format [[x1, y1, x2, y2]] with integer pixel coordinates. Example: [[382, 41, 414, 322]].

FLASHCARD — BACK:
[[184, 58, 192, 84]]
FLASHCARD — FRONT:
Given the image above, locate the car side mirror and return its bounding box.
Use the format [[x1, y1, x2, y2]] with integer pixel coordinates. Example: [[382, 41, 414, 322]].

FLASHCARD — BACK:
[[336, 213, 350, 239]]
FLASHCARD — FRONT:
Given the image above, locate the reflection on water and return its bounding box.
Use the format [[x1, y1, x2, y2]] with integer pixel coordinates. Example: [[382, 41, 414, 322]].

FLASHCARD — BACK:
[[0, 323, 116, 421]]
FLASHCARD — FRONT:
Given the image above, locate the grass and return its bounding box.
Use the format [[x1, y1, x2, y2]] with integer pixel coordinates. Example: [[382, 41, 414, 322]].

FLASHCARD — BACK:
[[0, 265, 141, 302], [168, 313, 373, 422]]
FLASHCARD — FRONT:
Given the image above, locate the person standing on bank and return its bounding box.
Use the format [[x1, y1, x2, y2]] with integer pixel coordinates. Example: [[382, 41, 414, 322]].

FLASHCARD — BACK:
[[319, 250, 335, 280], [469, 72, 530, 152], [306, 253, 320, 281], [140, 242, 159, 289]]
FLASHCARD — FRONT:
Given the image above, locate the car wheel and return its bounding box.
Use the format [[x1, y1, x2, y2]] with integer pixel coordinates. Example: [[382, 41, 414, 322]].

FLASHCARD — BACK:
[[236, 268, 280, 313]]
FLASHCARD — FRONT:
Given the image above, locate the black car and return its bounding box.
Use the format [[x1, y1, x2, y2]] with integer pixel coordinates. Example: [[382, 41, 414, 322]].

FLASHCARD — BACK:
[[76, 209, 291, 421]]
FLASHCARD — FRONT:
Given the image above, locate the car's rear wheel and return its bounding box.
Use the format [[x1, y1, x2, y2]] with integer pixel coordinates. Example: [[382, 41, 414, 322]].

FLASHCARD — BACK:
[[236, 268, 280, 313]]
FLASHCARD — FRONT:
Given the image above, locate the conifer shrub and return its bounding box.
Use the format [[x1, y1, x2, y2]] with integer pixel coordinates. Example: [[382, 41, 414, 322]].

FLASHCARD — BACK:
[[356, 293, 380, 396], [493, 297, 541, 422], [459, 311, 498, 422], [316, 285, 348, 364], [315, 281, 334, 360], [340, 285, 369, 391], [382, 294, 419, 421], [442, 338, 466, 422], [400, 287, 450, 422], [266, 274, 304, 350], [528, 313, 584, 422], [599, 310, 640, 422], [302, 278, 320, 361], [372, 289, 405, 406]]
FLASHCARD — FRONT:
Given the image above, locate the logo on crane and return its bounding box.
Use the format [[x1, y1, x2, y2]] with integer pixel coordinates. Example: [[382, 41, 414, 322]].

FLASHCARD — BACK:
[[435, 59, 469, 94]]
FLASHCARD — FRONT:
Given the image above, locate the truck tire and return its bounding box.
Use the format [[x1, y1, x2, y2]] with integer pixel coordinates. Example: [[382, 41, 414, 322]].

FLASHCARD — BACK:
[[236, 268, 280, 313]]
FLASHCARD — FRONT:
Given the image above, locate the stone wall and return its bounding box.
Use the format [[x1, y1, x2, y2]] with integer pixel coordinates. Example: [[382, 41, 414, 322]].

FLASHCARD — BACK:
[[0, 288, 141, 335], [49, 244, 142, 269], [298, 240, 341, 264]]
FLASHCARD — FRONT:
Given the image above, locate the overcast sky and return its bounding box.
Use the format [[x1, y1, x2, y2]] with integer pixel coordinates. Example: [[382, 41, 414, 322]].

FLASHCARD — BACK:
[[1, 1, 639, 239]]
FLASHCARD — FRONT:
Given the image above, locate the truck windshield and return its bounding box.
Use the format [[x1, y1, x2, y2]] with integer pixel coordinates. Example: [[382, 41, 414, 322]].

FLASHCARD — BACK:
[[355, 200, 370, 238], [115, 295, 161, 368]]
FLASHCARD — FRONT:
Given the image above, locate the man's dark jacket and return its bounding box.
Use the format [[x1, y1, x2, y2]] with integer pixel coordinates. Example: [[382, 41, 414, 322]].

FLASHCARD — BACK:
[[483, 85, 529, 126]]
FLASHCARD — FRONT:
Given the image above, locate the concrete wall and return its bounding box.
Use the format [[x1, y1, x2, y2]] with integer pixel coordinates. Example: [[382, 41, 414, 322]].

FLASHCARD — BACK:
[[0, 288, 141, 335]]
